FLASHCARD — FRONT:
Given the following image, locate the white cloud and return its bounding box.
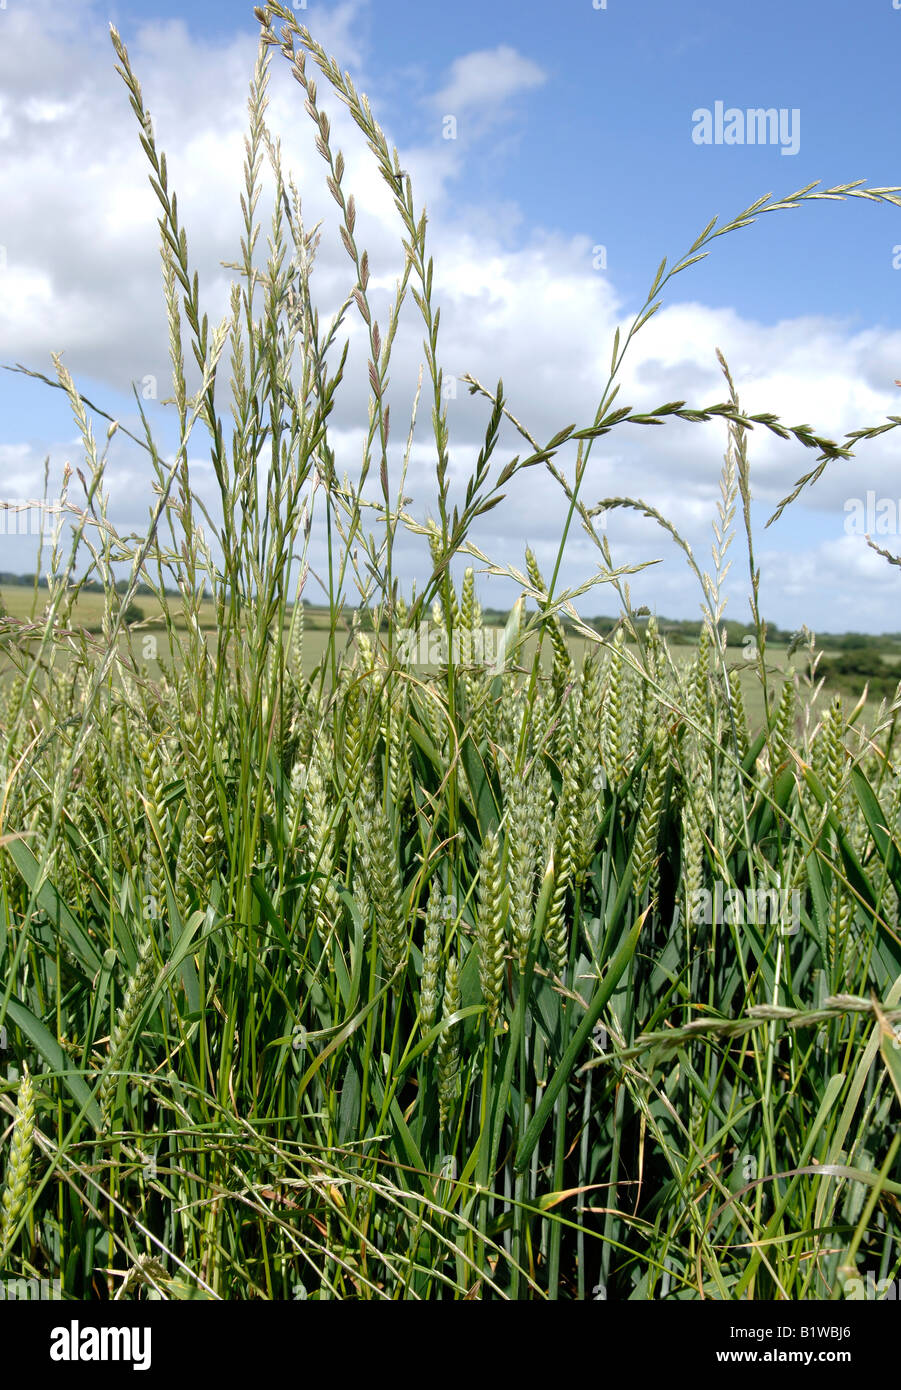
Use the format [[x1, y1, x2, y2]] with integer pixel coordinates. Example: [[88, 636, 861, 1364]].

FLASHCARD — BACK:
[[430, 45, 547, 116], [1, 0, 900, 631]]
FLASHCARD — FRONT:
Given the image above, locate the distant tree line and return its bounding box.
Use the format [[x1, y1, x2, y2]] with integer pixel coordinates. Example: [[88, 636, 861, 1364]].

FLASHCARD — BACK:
[[816, 648, 901, 700], [3, 574, 901, 669], [0, 572, 166, 597]]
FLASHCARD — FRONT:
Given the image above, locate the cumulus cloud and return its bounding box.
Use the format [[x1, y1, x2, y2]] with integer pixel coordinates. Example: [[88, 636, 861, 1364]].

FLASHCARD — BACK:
[[429, 45, 547, 117], [1, 0, 900, 631]]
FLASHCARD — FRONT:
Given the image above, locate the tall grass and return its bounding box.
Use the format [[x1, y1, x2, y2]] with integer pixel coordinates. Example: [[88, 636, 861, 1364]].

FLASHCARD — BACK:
[[2, 4, 901, 1299]]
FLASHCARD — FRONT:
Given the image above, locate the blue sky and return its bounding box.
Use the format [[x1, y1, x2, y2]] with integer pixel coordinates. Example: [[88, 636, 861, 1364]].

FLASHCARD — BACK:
[[2, 0, 901, 630], [97, 0, 901, 325]]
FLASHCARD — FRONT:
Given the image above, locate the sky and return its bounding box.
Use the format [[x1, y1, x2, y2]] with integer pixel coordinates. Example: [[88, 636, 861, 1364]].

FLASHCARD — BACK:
[[2, 0, 901, 631]]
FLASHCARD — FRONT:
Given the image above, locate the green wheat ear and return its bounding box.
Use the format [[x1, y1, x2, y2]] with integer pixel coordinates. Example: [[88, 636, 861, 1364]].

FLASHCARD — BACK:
[[0, 1068, 36, 1258], [508, 767, 540, 973], [632, 724, 668, 901], [601, 627, 627, 786], [437, 955, 461, 1129], [420, 880, 444, 1041], [546, 769, 577, 977], [476, 829, 505, 1028], [98, 933, 157, 1133], [355, 774, 406, 976]]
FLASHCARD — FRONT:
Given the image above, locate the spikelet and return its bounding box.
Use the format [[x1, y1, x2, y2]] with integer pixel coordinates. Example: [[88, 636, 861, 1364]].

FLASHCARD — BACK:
[[382, 686, 410, 813], [0, 1068, 36, 1257], [356, 627, 375, 674], [459, 567, 487, 744], [555, 663, 579, 768], [508, 770, 539, 971], [495, 677, 528, 792], [178, 698, 218, 904], [476, 830, 505, 1026], [459, 567, 480, 661], [690, 622, 713, 728], [629, 634, 655, 768], [680, 796, 706, 937], [288, 691, 317, 769], [106, 719, 134, 862], [285, 755, 308, 848], [424, 684, 449, 758], [139, 729, 171, 924], [819, 697, 846, 815], [726, 668, 749, 764], [525, 547, 572, 703], [717, 763, 739, 851], [632, 726, 668, 899], [884, 777, 901, 931], [545, 765, 578, 975], [829, 879, 854, 981], [530, 682, 555, 762], [355, 775, 406, 975], [437, 954, 461, 1128], [289, 598, 305, 687], [174, 811, 197, 922], [507, 591, 526, 669], [645, 613, 662, 680], [300, 745, 341, 940], [574, 656, 604, 879], [814, 699, 850, 971], [98, 932, 157, 1131], [427, 521, 459, 632], [394, 598, 412, 672], [420, 881, 443, 1040], [531, 758, 555, 871], [340, 676, 366, 791], [772, 677, 796, 768], [601, 628, 626, 787]]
